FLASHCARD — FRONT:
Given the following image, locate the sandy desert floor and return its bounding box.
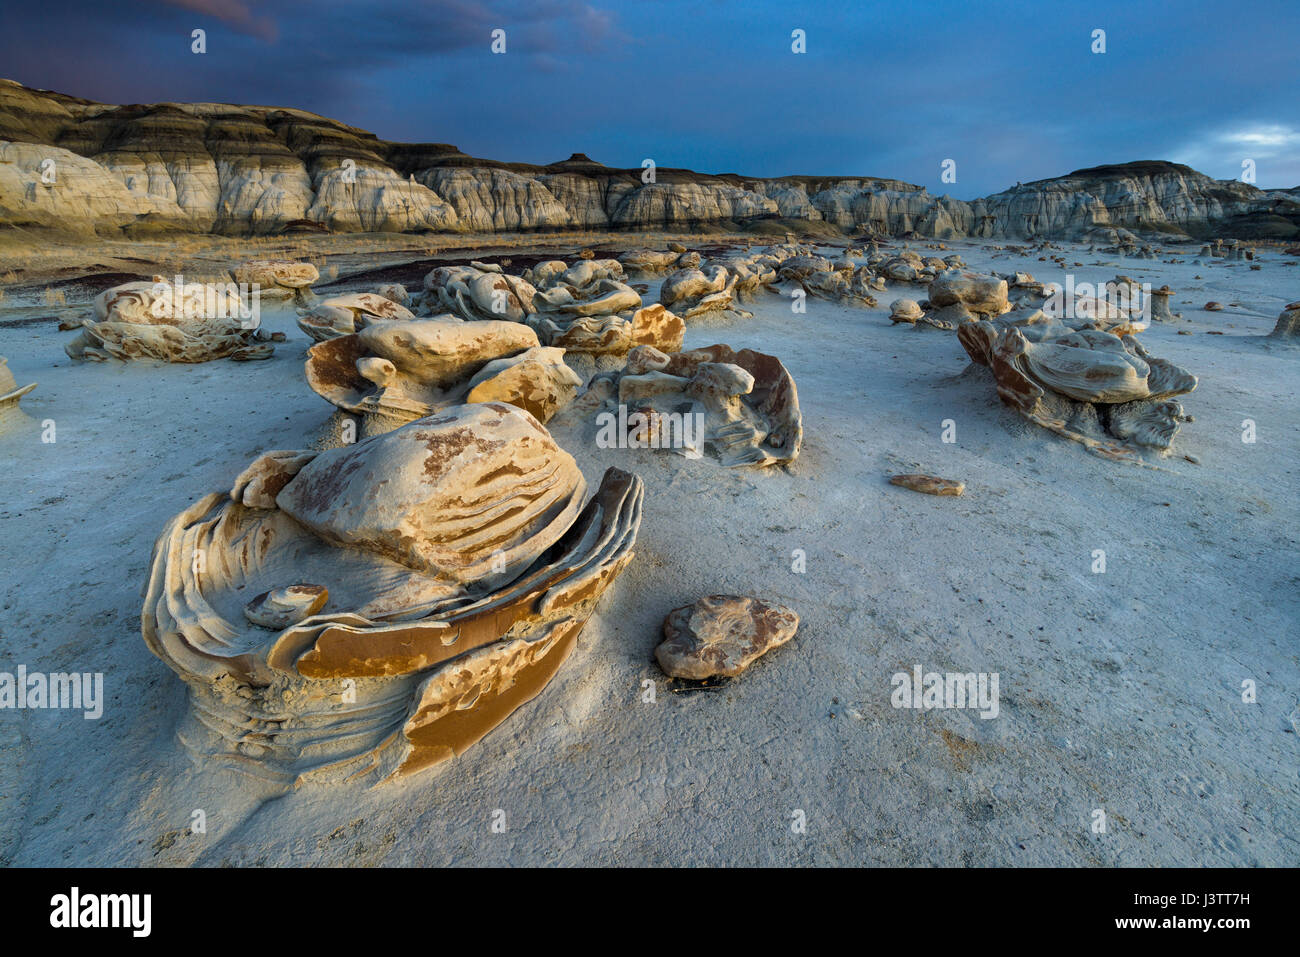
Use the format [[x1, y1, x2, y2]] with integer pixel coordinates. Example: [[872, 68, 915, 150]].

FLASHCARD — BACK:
[[0, 236, 1296, 866]]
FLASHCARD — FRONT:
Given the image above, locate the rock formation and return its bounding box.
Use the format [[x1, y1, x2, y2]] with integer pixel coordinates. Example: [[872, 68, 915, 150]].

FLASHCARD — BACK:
[[296, 292, 415, 342], [585, 344, 802, 467], [888, 297, 954, 330], [141, 404, 644, 783], [419, 262, 538, 323], [418, 259, 682, 377], [230, 259, 318, 305], [929, 271, 1010, 315], [1269, 301, 1300, 339], [0, 357, 36, 433], [889, 299, 925, 324], [64, 277, 273, 362], [1149, 285, 1176, 322], [777, 255, 878, 307], [871, 250, 958, 283], [305, 318, 580, 436], [618, 248, 700, 274], [655, 595, 799, 680], [958, 311, 1198, 461], [372, 283, 410, 307], [4, 82, 1293, 241], [659, 266, 752, 321]]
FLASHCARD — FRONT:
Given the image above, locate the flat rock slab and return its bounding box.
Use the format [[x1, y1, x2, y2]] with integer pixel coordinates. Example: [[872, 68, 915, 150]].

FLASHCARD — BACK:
[[889, 473, 965, 496], [656, 595, 799, 680]]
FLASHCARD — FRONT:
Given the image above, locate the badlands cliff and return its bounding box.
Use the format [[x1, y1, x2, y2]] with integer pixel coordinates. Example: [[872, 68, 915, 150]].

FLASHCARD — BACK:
[[1, 79, 1297, 242]]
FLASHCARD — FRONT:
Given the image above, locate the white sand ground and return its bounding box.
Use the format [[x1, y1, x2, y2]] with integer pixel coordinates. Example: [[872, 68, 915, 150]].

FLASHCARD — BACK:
[[0, 239, 1296, 866]]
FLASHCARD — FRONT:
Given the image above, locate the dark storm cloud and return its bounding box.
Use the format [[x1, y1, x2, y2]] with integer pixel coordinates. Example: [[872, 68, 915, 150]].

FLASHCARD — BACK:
[[1, 0, 1295, 196]]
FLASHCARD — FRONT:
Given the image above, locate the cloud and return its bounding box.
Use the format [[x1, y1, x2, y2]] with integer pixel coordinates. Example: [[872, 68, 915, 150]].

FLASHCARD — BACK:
[[2, 0, 1298, 195], [157, 0, 278, 41], [1170, 124, 1300, 186], [1216, 125, 1300, 152]]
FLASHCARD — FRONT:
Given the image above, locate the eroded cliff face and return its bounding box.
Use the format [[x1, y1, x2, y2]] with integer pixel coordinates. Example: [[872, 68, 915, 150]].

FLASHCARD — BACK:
[[979, 162, 1300, 241], [1, 79, 1296, 241]]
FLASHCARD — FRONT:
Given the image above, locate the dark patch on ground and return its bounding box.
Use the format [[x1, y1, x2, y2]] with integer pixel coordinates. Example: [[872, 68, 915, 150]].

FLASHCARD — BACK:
[[6, 270, 150, 296], [667, 675, 732, 694], [0, 313, 65, 329], [314, 251, 607, 290]]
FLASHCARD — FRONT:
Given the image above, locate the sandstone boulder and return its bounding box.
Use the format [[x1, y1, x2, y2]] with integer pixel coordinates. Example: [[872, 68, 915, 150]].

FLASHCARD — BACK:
[[230, 259, 319, 304], [928, 272, 1009, 316], [297, 292, 416, 342], [656, 595, 799, 680], [373, 283, 411, 307], [958, 312, 1197, 460], [659, 266, 751, 321], [590, 344, 802, 467], [1268, 301, 1300, 339], [0, 357, 36, 433], [889, 299, 924, 324], [142, 405, 644, 783], [304, 318, 576, 433], [65, 277, 271, 362]]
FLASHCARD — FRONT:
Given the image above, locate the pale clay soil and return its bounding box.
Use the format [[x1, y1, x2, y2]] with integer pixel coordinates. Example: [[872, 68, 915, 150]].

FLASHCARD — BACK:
[[0, 237, 1296, 866]]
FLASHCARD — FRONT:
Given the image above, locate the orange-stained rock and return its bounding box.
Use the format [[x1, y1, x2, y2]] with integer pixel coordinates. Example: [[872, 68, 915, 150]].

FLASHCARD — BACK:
[[304, 318, 579, 432], [629, 303, 685, 353], [141, 406, 644, 786], [464, 347, 582, 423]]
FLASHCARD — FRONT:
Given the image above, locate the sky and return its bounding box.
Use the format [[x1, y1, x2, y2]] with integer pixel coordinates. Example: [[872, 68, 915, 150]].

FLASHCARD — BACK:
[[1, 0, 1296, 198]]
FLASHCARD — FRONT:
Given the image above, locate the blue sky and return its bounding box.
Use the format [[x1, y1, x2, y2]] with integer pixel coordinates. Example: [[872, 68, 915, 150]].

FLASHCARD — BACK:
[[2, 0, 1296, 197]]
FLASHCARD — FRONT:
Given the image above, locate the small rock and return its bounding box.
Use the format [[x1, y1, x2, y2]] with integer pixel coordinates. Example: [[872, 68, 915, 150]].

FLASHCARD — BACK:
[[888, 298, 923, 324], [889, 473, 965, 496], [656, 595, 799, 680], [244, 584, 328, 629], [1204, 301, 1223, 311]]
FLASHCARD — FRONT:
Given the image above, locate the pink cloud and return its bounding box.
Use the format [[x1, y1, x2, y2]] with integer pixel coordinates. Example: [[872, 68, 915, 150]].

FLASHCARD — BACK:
[[160, 0, 278, 41]]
